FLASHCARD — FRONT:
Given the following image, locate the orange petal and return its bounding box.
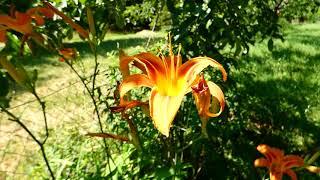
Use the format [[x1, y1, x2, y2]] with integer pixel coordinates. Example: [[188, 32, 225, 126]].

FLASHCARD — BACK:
[[149, 88, 184, 137], [283, 169, 297, 180], [0, 29, 7, 42], [283, 155, 304, 169], [133, 57, 165, 84], [32, 14, 45, 25], [27, 7, 54, 19], [58, 48, 77, 60], [59, 57, 65, 62], [134, 52, 166, 75], [0, 13, 33, 34], [270, 171, 283, 180], [112, 74, 154, 112], [178, 57, 227, 88], [27, 7, 53, 26], [205, 81, 225, 117], [110, 100, 148, 113], [119, 74, 154, 98], [119, 51, 167, 83], [257, 144, 284, 162], [192, 75, 211, 118], [44, 1, 89, 39], [119, 50, 135, 77], [37, 7, 54, 18], [254, 158, 270, 167]]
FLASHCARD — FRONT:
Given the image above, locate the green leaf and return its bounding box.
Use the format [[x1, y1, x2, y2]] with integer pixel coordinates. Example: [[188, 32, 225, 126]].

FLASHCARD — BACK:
[[268, 38, 274, 51], [0, 74, 9, 97], [234, 40, 242, 57]]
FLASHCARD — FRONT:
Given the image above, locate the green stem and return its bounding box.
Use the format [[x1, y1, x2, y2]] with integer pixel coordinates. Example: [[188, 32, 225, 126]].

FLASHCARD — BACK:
[[125, 115, 142, 151]]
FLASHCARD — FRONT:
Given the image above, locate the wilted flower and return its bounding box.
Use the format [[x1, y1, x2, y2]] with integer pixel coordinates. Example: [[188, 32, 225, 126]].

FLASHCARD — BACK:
[[113, 40, 227, 137], [58, 48, 77, 62], [192, 74, 225, 136]]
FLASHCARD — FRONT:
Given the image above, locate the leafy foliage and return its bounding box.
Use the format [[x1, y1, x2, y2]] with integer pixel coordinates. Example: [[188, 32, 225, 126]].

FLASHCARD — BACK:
[[167, 0, 284, 62], [1, 0, 320, 179], [282, 0, 320, 22]]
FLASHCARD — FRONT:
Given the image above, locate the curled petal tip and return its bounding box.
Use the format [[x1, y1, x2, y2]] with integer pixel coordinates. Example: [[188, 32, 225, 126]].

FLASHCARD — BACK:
[[257, 144, 268, 151]]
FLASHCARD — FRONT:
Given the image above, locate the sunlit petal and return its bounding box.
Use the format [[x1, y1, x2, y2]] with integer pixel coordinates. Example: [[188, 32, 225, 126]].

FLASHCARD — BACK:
[[119, 50, 134, 77], [119, 74, 154, 98], [270, 172, 283, 180], [149, 88, 184, 137], [305, 166, 320, 173], [205, 81, 225, 117], [178, 57, 227, 88], [111, 74, 154, 112], [254, 158, 270, 167]]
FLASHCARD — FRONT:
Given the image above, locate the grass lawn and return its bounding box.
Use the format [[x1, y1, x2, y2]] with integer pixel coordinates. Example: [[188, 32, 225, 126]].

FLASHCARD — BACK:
[[1, 23, 320, 178]]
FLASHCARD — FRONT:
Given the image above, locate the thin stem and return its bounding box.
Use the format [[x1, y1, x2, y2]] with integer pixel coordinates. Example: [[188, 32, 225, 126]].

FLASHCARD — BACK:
[[0, 106, 55, 179], [65, 61, 115, 171], [123, 113, 142, 151], [66, 62, 104, 135], [40, 145, 55, 179], [91, 42, 99, 96], [32, 88, 49, 144], [146, 0, 163, 48]]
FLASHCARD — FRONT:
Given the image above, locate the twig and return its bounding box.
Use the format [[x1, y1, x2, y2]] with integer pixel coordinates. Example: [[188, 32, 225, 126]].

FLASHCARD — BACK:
[[146, 0, 163, 48], [0, 106, 55, 179], [65, 61, 115, 171]]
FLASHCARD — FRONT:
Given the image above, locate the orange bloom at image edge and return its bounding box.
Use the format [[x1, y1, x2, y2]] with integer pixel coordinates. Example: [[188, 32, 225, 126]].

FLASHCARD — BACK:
[[254, 144, 304, 180], [0, 6, 53, 42]]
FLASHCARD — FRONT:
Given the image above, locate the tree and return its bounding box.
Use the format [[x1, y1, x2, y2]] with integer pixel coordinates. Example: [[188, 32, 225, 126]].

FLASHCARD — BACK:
[[167, 0, 285, 64]]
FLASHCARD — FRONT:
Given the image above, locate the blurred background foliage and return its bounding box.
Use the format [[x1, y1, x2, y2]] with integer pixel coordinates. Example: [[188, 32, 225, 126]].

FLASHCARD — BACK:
[[1, 0, 320, 179]]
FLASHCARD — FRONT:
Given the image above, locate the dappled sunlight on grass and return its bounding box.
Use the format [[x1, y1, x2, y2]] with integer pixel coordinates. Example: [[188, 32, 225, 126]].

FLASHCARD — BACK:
[[229, 23, 320, 152]]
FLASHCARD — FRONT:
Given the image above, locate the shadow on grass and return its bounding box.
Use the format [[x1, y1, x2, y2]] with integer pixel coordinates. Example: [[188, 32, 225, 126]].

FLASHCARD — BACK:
[[203, 30, 320, 178]]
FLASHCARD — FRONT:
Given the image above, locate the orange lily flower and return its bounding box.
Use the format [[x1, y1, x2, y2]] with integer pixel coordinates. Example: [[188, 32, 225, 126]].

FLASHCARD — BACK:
[[26, 7, 54, 26], [0, 12, 33, 35], [0, 6, 53, 43], [192, 75, 225, 136], [58, 48, 77, 62], [254, 144, 304, 180], [43, 1, 89, 39], [115, 42, 227, 137]]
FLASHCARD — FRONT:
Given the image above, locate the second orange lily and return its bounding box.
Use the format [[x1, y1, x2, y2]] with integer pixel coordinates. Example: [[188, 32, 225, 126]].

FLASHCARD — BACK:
[[254, 144, 304, 180]]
